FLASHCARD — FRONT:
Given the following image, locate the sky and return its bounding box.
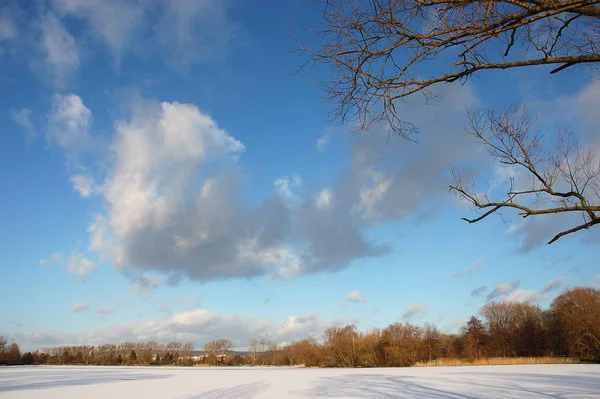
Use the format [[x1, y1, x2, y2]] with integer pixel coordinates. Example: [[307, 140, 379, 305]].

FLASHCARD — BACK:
[[0, 0, 599, 352]]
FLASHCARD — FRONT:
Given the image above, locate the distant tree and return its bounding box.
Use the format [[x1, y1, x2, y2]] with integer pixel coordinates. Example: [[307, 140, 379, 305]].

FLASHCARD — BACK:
[[550, 287, 600, 360], [378, 322, 423, 367], [282, 338, 324, 367], [22, 352, 35, 365], [205, 339, 233, 365], [481, 302, 517, 357], [463, 316, 487, 359], [513, 303, 547, 357], [249, 338, 259, 365], [423, 323, 442, 361], [180, 343, 194, 366], [324, 325, 360, 367], [358, 328, 384, 367]]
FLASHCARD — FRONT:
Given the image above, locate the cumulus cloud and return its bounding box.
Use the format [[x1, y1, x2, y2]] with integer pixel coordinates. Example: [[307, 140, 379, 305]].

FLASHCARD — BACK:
[[40, 253, 62, 266], [486, 281, 521, 302], [84, 99, 302, 282], [316, 134, 329, 152], [67, 253, 96, 282], [11, 108, 36, 141], [452, 259, 484, 278], [52, 83, 480, 284], [47, 94, 95, 152], [71, 302, 88, 313], [401, 305, 428, 321], [345, 290, 366, 304], [96, 307, 115, 315], [471, 286, 487, 298], [15, 308, 344, 351], [36, 12, 79, 87]]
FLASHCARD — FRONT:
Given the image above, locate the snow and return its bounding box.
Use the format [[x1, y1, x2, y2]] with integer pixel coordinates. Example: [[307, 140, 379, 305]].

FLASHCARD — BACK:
[[1, 364, 599, 398]]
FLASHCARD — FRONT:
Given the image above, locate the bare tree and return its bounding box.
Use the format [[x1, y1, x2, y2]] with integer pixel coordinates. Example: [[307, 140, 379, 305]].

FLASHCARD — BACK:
[[450, 106, 600, 244], [298, 0, 600, 138], [204, 339, 232, 365], [324, 325, 360, 367], [463, 316, 487, 358], [379, 322, 423, 366], [550, 287, 600, 360], [249, 338, 259, 364]]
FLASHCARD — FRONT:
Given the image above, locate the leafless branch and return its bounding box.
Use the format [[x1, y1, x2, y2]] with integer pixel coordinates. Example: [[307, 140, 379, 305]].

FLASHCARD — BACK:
[[297, 0, 600, 138], [450, 106, 600, 244]]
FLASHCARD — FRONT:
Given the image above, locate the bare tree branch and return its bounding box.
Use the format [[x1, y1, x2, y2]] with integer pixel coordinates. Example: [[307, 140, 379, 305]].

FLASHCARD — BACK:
[[297, 0, 600, 138], [450, 106, 600, 244]]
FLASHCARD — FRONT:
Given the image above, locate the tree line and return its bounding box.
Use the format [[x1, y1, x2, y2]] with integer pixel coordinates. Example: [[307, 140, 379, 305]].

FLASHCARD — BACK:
[[1, 287, 598, 367]]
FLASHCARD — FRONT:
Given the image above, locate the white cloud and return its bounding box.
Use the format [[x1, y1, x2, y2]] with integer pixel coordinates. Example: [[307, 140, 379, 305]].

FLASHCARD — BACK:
[[316, 189, 333, 209], [71, 302, 88, 313], [486, 281, 520, 302], [96, 307, 115, 315], [51, 84, 480, 283], [452, 259, 484, 278], [37, 12, 79, 87], [47, 94, 94, 152], [40, 253, 62, 266], [86, 99, 304, 283], [503, 278, 567, 303], [345, 290, 366, 304], [10, 108, 36, 141], [275, 175, 302, 199], [316, 134, 329, 152], [357, 171, 392, 220], [69, 174, 96, 197], [16, 308, 345, 351], [67, 253, 96, 282], [401, 305, 428, 320]]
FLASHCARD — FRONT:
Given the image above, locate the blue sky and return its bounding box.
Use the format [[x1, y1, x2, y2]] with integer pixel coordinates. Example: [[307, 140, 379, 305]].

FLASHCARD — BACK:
[[0, 0, 598, 351]]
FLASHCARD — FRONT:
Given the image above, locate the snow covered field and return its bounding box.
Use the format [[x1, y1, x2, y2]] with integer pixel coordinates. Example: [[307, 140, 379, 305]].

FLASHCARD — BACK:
[[1, 364, 599, 398]]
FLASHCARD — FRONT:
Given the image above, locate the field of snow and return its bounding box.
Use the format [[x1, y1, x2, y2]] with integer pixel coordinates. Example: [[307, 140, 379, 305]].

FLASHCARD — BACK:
[[1, 364, 599, 398]]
